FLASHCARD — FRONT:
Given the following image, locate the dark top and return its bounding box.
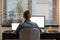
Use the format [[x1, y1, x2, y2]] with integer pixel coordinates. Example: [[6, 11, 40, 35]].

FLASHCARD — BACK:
[[14, 19, 40, 34]]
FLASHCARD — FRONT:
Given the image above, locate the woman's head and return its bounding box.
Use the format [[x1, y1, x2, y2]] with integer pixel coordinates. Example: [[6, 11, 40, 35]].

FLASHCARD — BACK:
[[23, 10, 31, 20]]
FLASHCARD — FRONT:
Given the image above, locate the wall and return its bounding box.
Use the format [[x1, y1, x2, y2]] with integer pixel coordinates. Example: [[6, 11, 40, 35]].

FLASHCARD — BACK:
[[0, 0, 11, 40], [58, 0, 60, 31]]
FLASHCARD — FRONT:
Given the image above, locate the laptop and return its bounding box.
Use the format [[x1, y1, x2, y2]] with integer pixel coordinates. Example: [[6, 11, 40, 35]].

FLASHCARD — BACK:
[[12, 23, 20, 30]]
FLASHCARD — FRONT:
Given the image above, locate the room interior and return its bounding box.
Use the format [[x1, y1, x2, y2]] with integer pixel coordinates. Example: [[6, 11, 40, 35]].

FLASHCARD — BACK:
[[0, 0, 60, 40]]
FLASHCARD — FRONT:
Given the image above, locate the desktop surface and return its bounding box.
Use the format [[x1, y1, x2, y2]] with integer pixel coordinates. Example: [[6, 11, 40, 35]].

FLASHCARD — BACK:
[[2, 30, 60, 40]]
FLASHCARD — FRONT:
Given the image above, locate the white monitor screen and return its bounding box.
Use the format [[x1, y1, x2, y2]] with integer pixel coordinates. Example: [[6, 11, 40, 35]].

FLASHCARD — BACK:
[[30, 16, 44, 28], [12, 23, 20, 30]]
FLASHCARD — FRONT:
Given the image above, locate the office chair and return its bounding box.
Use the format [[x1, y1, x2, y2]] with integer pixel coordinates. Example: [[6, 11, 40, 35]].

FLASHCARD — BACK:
[[19, 28, 40, 40]]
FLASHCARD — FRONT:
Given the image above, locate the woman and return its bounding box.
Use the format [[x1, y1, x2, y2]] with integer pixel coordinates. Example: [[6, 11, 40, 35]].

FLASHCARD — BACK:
[[14, 10, 39, 34]]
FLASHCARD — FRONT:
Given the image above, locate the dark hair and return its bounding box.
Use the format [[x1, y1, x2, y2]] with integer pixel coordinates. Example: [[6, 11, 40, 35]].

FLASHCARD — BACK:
[[23, 10, 30, 19]]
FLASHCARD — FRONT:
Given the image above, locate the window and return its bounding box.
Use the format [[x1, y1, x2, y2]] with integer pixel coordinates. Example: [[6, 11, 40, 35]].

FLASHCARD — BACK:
[[30, 0, 59, 25], [2, 0, 28, 26], [2, 0, 59, 27]]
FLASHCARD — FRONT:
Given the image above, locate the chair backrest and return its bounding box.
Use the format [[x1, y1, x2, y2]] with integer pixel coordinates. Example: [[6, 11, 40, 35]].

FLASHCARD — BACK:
[[19, 28, 40, 40]]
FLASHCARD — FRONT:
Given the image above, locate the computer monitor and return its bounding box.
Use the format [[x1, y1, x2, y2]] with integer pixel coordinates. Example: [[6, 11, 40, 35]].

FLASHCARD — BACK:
[[12, 23, 20, 30], [30, 16, 45, 28]]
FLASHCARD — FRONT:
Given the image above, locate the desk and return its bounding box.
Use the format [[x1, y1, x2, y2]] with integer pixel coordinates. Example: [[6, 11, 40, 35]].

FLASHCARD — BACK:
[[41, 33, 60, 40], [2, 30, 60, 40], [2, 30, 19, 40]]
